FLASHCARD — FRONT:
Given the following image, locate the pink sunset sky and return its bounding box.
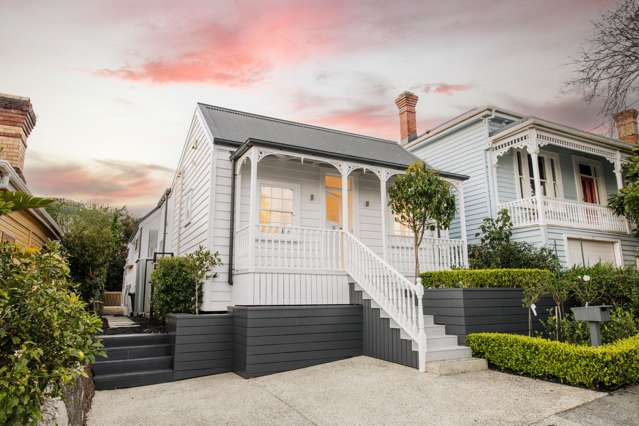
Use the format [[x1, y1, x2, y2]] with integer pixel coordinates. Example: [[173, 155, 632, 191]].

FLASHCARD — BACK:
[[1, 0, 619, 215]]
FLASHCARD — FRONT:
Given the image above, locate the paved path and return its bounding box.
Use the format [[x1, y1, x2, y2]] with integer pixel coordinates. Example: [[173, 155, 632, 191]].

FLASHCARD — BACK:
[[89, 356, 608, 425], [103, 315, 138, 329]]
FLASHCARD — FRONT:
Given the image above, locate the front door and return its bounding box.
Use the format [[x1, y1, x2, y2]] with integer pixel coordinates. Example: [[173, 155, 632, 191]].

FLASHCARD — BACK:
[[324, 175, 352, 231]]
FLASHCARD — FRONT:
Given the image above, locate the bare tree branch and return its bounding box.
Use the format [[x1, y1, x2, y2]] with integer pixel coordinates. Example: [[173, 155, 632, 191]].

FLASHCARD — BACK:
[[569, 0, 639, 116]]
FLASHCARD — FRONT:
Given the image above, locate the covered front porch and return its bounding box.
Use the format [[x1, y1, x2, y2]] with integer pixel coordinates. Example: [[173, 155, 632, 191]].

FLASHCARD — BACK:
[[490, 122, 632, 234], [230, 144, 468, 305]]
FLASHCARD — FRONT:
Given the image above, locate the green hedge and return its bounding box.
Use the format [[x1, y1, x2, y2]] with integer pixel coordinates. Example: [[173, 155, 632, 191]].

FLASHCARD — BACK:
[[421, 269, 554, 289], [467, 333, 639, 390]]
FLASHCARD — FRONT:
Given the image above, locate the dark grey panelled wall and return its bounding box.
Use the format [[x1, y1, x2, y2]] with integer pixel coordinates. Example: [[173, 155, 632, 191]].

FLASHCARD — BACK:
[[423, 288, 553, 344], [348, 283, 418, 369], [166, 313, 233, 380], [232, 305, 363, 378]]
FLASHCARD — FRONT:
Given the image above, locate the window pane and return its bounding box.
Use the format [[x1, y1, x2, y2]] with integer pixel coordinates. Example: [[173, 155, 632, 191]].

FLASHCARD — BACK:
[[527, 154, 534, 178], [260, 197, 270, 210], [538, 157, 546, 180], [260, 210, 271, 224], [579, 164, 592, 176], [281, 213, 293, 225], [272, 198, 281, 210], [326, 193, 341, 223], [282, 199, 293, 212], [271, 211, 281, 224], [272, 187, 281, 198], [282, 189, 293, 200]]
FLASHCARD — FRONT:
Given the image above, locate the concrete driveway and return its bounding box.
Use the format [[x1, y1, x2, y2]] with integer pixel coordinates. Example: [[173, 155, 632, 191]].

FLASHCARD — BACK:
[[89, 356, 613, 425]]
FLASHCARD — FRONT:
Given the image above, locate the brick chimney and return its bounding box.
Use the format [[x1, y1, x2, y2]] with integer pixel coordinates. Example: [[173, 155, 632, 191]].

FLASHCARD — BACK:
[[0, 93, 36, 180], [395, 91, 419, 144], [613, 109, 638, 145]]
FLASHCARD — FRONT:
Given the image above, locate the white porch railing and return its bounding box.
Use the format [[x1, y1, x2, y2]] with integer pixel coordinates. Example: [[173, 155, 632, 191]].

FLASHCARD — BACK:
[[343, 231, 426, 372], [499, 196, 628, 234], [388, 234, 468, 277]]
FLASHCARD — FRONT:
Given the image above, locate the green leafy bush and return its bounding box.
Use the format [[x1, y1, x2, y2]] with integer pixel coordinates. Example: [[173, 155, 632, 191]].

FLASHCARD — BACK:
[[562, 262, 639, 309], [467, 332, 639, 389], [421, 268, 555, 289], [0, 242, 104, 424], [151, 247, 221, 319], [469, 210, 560, 271]]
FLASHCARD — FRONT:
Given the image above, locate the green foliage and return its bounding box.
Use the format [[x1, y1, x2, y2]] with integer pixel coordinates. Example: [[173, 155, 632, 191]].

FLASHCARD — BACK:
[[421, 268, 555, 290], [47, 200, 138, 302], [151, 247, 221, 319], [538, 309, 590, 344], [602, 306, 639, 344], [609, 144, 639, 233], [562, 262, 639, 308], [388, 161, 456, 279], [467, 332, 639, 390], [0, 191, 53, 216], [0, 242, 104, 424], [469, 210, 560, 271]]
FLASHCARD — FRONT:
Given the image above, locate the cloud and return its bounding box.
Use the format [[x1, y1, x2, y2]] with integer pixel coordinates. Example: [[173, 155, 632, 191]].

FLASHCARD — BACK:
[[414, 83, 473, 96], [96, 0, 347, 86], [25, 159, 173, 215]]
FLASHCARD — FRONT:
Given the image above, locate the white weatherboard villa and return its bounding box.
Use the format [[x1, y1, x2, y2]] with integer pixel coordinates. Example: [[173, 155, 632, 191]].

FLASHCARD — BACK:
[[122, 92, 639, 372]]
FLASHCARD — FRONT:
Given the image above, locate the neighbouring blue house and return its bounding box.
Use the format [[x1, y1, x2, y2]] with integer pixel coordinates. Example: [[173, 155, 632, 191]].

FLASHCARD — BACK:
[[398, 92, 639, 268]]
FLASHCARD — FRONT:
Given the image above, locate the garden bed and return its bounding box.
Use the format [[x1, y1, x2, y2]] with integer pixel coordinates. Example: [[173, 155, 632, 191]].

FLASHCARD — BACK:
[[467, 332, 639, 390]]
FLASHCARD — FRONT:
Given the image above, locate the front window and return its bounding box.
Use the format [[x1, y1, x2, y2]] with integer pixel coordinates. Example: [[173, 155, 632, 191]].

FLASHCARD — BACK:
[[577, 163, 601, 204], [516, 150, 561, 198], [260, 184, 294, 231]]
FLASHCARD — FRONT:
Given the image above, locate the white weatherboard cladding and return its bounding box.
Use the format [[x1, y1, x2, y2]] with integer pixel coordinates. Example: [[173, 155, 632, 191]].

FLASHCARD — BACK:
[[410, 121, 490, 244]]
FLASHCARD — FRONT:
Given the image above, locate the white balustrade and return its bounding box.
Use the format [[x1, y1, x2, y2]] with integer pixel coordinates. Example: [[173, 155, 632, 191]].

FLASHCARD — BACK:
[[342, 231, 426, 372], [253, 225, 342, 271], [388, 234, 468, 278], [499, 196, 628, 233]]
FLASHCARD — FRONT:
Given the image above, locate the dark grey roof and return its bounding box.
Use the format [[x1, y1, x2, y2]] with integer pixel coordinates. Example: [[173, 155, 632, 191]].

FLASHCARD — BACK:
[[198, 103, 420, 169]]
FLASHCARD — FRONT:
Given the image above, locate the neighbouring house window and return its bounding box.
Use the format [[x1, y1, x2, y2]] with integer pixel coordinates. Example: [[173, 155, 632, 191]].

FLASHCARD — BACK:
[[260, 184, 295, 231], [516, 150, 562, 198], [324, 175, 353, 231], [577, 163, 601, 204]]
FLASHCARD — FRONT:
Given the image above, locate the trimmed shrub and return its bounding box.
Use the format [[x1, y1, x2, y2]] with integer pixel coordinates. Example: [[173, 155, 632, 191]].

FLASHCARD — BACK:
[[0, 242, 104, 424], [151, 247, 221, 319], [421, 268, 554, 289], [467, 332, 639, 390]]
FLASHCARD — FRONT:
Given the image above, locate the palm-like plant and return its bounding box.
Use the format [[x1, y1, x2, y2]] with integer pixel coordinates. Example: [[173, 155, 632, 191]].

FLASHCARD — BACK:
[[0, 190, 53, 216]]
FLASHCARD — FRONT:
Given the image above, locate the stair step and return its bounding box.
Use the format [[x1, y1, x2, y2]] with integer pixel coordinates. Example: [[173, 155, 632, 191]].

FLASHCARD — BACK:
[[424, 315, 434, 326], [97, 344, 172, 361], [412, 335, 460, 351], [99, 333, 170, 348], [424, 325, 446, 336], [93, 356, 173, 376], [93, 369, 174, 390], [424, 346, 472, 362]]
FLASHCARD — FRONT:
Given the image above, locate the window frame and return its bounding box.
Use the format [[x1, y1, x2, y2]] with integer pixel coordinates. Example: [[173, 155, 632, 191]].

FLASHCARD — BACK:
[[513, 149, 564, 199], [256, 179, 300, 230]]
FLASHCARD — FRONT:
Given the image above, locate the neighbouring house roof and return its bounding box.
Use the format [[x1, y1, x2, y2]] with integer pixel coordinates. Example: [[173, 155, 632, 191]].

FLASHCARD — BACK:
[[199, 103, 418, 168], [490, 116, 634, 153], [406, 104, 633, 153], [0, 160, 63, 239]]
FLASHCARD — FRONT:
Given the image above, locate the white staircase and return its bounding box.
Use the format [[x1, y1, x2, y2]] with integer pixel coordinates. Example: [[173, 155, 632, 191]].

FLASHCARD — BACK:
[[353, 283, 471, 363], [343, 231, 471, 371]]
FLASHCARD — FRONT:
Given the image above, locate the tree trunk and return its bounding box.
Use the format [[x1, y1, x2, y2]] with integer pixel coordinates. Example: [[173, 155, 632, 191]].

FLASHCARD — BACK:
[[414, 235, 420, 285]]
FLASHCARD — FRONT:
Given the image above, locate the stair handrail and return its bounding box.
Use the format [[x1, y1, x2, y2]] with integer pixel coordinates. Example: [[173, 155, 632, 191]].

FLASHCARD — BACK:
[[342, 231, 427, 372]]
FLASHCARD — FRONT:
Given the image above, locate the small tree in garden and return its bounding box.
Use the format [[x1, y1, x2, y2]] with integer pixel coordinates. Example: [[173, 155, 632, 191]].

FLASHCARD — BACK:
[[151, 247, 221, 319], [388, 161, 456, 282], [609, 144, 639, 234], [544, 276, 572, 340]]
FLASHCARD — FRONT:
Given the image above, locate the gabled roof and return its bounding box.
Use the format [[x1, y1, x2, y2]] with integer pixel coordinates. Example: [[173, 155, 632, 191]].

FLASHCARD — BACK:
[[198, 103, 420, 169]]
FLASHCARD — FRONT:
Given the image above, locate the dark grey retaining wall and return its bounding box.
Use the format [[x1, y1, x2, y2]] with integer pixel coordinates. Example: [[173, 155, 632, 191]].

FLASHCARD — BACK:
[[349, 283, 418, 368], [423, 288, 554, 344], [232, 305, 363, 378], [166, 313, 233, 380]]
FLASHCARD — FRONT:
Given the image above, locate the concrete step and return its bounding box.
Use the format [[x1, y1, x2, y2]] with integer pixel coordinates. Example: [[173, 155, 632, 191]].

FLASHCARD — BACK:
[[424, 324, 446, 336], [424, 346, 472, 362], [93, 356, 173, 376], [99, 333, 169, 348], [425, 358, 488, 376], [93, 369, 174, 390], [97, 344, 172, 362], [411, 335, 460, 351]]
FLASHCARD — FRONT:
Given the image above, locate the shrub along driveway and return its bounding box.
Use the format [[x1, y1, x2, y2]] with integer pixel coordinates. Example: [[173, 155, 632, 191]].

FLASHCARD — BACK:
[[89, 356, 616, 425]]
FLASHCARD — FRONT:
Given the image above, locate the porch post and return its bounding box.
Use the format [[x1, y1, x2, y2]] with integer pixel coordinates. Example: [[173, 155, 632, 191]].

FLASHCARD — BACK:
[[247, 148, 258, 270], [380, 173, 388, 260], [457, 182, 469, 266], [614, 152, 624, 190], [341, 168, 349, 233], [528, 132, 545, 226]]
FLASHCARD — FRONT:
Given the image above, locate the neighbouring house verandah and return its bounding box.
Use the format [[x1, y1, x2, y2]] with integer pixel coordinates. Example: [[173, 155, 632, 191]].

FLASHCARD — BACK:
[[230, 143, 468, 305], [490, 123, 632, 236]]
